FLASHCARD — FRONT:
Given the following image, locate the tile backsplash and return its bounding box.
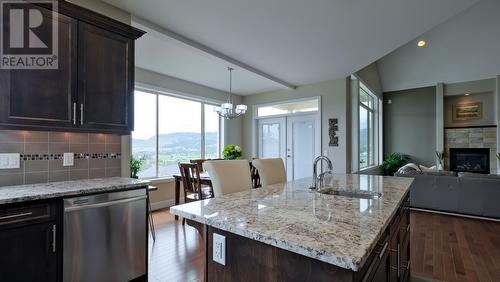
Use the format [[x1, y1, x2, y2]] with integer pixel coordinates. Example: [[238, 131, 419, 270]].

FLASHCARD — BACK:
[[0, 130, 122, 186]]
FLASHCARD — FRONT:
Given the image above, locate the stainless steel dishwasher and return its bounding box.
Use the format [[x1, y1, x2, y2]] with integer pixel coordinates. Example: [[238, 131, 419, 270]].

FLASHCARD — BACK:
[[63, 188, 147, 282]]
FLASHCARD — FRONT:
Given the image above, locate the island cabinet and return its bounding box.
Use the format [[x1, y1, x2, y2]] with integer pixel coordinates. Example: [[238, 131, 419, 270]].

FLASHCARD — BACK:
[[0, 200, 61, 282], [205, 192, 411, 282], [0, 1, 144, 134]]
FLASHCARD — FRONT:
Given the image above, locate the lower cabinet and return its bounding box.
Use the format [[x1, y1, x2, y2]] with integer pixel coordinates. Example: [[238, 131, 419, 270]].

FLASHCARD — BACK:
[[362, 192, 410, 282], [0, 201, 59, 282]]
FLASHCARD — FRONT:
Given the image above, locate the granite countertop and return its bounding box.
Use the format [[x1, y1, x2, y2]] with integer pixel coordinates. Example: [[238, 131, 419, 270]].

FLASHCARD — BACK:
[[0, 177, 150, 204], [170, 174, 414, 271]]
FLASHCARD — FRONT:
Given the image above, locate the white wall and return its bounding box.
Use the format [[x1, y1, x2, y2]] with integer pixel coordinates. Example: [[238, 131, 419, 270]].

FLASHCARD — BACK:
[[377, 0, 500, 92], [242, 79, 348, 173]]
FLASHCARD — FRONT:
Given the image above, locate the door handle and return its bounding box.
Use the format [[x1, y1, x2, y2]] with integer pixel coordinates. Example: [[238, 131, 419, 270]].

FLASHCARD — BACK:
[[80, 104, 84, 125], [73, 103, 76, 125]]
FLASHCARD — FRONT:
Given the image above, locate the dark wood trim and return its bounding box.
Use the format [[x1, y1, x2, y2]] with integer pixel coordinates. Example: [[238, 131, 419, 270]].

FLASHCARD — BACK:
[[444, 125, 497, 129], [36, 0, 145, 39]]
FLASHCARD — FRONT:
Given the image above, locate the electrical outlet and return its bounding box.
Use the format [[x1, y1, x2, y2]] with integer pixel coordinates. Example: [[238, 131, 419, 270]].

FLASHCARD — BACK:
[[63, 153, 74, 167], [0, 153, 20, 169], [213, 233, 226, 265]]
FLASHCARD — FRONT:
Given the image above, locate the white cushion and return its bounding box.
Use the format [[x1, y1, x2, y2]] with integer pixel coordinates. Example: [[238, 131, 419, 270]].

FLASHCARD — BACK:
[[419, 165, 437, 172], [204, 160, 252, 196], [252, 158, 286, 186]]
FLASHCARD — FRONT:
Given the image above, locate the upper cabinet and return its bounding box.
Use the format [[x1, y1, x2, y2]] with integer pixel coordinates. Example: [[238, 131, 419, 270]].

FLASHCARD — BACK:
[[0, 1, 144, 134], [78, 22, 133, 132], [0, 9, 78, 128]]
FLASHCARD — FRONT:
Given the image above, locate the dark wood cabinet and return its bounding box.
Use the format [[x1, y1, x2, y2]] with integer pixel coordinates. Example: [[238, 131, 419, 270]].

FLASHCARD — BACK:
[[0, 9, 78, 129], [388, 194, 410, 282], [77, 22, 134, 132], [0, 200, 59, 282], [0, 1, 144, 134]]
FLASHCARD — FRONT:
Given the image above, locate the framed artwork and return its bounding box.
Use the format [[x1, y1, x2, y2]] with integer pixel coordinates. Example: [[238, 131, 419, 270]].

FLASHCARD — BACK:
[[328, 118, 338, 147], [452, 102, 482, 121]]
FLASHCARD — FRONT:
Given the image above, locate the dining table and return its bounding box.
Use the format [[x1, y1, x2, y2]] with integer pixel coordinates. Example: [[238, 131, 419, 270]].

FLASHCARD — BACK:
[[172, 172, 212, 220]]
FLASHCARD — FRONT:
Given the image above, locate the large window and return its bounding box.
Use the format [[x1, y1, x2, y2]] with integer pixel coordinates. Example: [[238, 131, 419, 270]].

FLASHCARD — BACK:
[[132, 90, 222, 178], [350, 76, 381, 172], [359, 85, 376, 169]]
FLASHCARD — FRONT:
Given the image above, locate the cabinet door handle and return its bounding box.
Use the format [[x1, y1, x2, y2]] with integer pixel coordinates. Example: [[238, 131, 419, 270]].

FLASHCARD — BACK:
[[80, 104, 84, 125], [52, 224, 56, 253], [73, 103, 77, 125], [0, 211, 32, 220], [397, 243, 400, 278], [378, 241, 388, 259]]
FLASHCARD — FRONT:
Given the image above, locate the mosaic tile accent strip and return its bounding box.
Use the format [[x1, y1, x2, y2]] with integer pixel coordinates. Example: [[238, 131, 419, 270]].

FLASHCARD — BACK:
[[21, 153, 121, 161]]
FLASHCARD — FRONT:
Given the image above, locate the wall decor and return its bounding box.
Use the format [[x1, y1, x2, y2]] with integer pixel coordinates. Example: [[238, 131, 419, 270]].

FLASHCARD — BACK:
[[328, 118, 339, 147], [453, 102, 482, 121]]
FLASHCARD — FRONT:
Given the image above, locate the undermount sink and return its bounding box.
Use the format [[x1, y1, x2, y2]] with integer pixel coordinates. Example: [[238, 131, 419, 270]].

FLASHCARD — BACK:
[[317, 187, 382, 199]]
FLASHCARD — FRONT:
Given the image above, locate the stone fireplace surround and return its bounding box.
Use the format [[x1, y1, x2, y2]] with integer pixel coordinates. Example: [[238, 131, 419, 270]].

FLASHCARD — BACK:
[[444, 127, 497, 174]]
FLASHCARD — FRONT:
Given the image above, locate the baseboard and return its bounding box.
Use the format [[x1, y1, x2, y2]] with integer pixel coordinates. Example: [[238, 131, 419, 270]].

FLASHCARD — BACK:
[[151, 199, 176, 211], [410, 207, 500, 222]]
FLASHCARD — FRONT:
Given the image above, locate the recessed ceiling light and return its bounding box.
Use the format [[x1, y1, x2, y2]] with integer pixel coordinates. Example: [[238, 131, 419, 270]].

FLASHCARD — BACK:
[[465, 93, 470, 96], [417, 40, 426, 47]]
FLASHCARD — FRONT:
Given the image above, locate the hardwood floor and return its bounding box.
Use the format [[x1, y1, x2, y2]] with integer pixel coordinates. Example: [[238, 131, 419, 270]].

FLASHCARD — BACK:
[[148, 209, 204, 282], [411, 210, 500, 282], [148, 209, 500, 282]]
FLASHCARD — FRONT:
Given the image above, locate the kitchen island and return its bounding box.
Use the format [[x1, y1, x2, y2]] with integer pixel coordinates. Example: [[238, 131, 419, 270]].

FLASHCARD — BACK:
[[170, 174, 414, 282]]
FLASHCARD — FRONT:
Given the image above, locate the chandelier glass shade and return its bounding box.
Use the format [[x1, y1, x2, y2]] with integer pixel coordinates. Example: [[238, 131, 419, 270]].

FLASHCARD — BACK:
[[215, 67, 247, 119]]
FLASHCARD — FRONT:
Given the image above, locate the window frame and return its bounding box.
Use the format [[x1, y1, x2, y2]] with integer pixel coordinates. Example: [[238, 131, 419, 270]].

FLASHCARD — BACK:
[[132, 88, 223, 179], [350, 76, 381, 173], [358, 87, 375, 169]]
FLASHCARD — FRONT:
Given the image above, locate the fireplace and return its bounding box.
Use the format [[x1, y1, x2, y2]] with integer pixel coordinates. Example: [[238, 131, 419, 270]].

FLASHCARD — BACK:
[[449, 148, 490, 174]]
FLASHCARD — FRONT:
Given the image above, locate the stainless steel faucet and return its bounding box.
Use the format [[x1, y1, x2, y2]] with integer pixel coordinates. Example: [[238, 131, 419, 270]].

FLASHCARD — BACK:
[[310, 155, 333, 191]]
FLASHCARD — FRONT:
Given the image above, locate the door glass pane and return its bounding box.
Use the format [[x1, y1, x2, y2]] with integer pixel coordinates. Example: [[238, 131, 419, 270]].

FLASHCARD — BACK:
[[262, 123, 280, 158], [359, 106, 368, 168], [158, 95, 201, 176], [132, 91, 157, 178], [292, 120, 314, 179], [204, 104, 220, 159]]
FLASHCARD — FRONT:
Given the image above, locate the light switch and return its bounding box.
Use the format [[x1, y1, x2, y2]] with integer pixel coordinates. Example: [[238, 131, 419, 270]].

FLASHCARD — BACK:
[[0, 153, 20, 169], [63, 153, 74, 166], [213, 233, 226, 265]]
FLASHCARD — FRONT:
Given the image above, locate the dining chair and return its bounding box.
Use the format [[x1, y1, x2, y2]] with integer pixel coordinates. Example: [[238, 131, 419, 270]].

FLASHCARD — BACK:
[[251, 158, 287, 186], [178, 163, 214, 225], [203, 160, 253, 196], [249, 161, 262, 188], [190, 158, 224, 171]]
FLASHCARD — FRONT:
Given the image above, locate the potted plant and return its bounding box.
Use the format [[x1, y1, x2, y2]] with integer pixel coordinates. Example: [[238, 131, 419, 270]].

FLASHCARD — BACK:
[[130, 156, 144, 179], [222, 145, 243, 160], [382, 153, 410, 176], [435, 151, 445, 171]]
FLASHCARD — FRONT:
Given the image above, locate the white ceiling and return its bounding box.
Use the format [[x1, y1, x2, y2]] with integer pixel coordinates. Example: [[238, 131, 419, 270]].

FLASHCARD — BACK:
[[132, 20, 286, 95], [378, 0, 500, 92], [104, 0, 478, 95]]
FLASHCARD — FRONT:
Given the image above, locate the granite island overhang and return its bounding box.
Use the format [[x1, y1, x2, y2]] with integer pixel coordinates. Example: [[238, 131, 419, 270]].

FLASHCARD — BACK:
[[171, 174, 414, 281]]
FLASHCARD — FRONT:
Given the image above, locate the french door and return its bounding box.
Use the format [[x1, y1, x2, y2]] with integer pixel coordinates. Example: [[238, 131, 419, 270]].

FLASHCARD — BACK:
[[258, 114, 320, 181]]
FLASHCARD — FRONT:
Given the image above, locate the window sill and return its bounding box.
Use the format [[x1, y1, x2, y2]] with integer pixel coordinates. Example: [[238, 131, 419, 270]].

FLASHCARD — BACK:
[[358, 165, 381, 173], [140, 176, 175, 184]]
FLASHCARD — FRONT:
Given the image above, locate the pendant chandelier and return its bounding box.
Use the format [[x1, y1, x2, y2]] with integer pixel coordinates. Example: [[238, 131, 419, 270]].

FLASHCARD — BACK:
[[215, 67, 247, 119]]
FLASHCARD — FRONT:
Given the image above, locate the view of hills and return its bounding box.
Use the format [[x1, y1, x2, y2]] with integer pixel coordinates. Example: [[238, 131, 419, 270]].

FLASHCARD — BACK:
[[132, 132, 218, 177]]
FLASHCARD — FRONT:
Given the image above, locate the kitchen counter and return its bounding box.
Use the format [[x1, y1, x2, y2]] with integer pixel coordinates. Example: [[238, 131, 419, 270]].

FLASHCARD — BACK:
[[0, 177, 150, 204], [170, 174, 413, 272]]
